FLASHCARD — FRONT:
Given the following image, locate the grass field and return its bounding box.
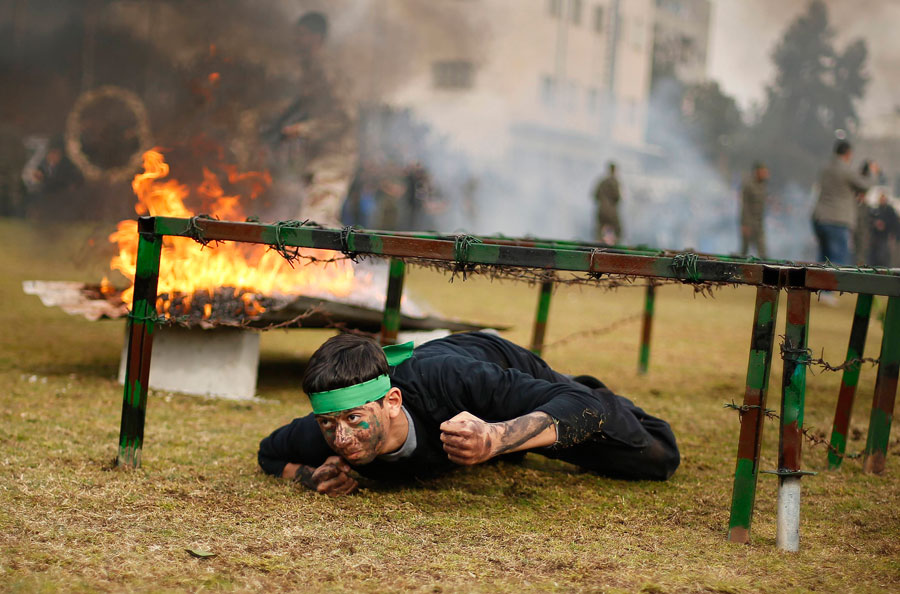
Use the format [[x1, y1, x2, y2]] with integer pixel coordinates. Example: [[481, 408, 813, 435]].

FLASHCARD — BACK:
[[1, 217, 898, 593]]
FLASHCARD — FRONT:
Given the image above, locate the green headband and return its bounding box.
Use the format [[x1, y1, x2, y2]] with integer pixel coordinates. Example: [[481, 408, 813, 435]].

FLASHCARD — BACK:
[[308, 341, 414, 414]]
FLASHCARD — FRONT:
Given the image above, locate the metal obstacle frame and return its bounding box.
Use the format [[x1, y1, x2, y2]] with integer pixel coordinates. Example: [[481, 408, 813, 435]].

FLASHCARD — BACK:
[[118, 215, 900, 552]]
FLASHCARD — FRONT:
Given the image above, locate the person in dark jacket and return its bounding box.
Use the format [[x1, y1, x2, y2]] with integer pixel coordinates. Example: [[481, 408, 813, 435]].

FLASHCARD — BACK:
[[258, 332, 680, 495], [868, 191, 900, 267]]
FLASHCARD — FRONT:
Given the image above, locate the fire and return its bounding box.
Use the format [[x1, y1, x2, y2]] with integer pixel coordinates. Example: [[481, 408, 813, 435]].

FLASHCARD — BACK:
[[109, 149, 357, 313]]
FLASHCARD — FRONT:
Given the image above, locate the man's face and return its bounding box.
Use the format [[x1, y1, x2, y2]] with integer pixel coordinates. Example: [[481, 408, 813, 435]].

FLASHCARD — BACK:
[[315, 401, 389, 465], [295, 27, 324, 57], [756, 167, 769, 181]]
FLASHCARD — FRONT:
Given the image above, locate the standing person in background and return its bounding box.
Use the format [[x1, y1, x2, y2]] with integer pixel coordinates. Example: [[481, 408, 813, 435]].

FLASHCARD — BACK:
[[0, 119, 27, 218], [275, 11, 357, 226], [593, 162, 622, 244], [854, 160, 879, 265], [739, 161, 769, 259], [868, 191, 899, 267], [812, 140, 873, 266]]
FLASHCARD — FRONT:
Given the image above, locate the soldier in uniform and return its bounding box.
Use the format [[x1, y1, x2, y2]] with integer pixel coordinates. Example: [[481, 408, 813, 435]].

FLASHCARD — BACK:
[[592, 162, 621, 244], [739, 162, 769, 259], [277, 12, 357, 226]]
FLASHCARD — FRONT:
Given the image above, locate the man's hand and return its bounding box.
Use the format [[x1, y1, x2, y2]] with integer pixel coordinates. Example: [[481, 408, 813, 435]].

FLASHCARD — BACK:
[[288, 456, 358, 496], [440, 411, 496, 465], [441, 411, 558, 466]]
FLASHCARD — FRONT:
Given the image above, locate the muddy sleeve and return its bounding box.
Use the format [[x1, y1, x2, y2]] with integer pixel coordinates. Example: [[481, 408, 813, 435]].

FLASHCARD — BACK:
[[422, 355, 607, 447], [257, 414, 334, 477]]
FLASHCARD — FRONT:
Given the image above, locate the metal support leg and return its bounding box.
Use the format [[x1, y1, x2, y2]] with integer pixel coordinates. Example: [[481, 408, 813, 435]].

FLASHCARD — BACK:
[[828, 294, 873, 469], [117, 222, 162, 468], [638, 283, 655, 375], [776, 289, 811, 552], [727, 286, 780, 544], [863, 296, 900, 474], [380, 258, 406, 346], [529, 280, 553, 356]]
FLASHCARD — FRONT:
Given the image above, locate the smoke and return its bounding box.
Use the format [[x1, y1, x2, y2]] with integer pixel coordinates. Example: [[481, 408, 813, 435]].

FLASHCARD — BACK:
[[0, 0, 852, 261], [0, 0, 485, 221]]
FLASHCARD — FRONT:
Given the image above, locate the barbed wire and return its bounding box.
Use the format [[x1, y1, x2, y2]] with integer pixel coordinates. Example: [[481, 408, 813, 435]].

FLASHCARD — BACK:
[[779, 336, 880, 373], [126, 311, 191, 325], [543, 312, 644, 350], [184, 214, 222, 249], [178, 222, 750, 295], [339, 225, 362, 262], [723, 400, 860, 460], [398, 256, 734, 294], [671, 252, 702, 282]]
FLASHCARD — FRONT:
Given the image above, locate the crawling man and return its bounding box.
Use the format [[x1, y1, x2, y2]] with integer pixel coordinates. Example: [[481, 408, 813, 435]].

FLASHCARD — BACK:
[[258, 332, 680, 495]]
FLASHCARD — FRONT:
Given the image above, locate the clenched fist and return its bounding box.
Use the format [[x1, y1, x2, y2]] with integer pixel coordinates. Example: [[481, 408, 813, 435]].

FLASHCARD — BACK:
[[439, 411, 497, 466]]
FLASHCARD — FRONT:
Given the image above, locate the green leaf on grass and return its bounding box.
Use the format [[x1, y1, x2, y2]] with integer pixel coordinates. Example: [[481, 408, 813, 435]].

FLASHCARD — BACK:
[[186, 548, 216, 558]]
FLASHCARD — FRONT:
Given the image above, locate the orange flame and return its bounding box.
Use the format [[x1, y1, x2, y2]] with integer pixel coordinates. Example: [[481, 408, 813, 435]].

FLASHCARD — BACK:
[[110, 149, 356, 310]]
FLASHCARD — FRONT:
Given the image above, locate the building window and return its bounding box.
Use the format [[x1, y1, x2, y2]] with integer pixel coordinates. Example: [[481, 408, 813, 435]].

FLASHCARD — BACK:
[[432, 60, 474, 90], [593, 5, 605, 33], [548, 0, 562, 18], [540, 75, 556, 106], [570, 0, 583, 25]]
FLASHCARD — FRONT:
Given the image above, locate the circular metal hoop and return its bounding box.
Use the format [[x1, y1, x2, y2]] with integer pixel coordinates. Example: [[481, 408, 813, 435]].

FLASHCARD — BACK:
[[65, 85, 152, 182]]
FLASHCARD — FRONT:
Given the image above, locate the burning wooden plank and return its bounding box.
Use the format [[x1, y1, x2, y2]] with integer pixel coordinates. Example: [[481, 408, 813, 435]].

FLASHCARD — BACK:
[[22, 280, 491, 333]]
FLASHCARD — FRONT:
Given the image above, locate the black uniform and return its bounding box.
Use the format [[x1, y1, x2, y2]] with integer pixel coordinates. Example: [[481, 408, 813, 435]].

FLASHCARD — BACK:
[[868, 204, 900, 267], [258, 332, 680, 482]]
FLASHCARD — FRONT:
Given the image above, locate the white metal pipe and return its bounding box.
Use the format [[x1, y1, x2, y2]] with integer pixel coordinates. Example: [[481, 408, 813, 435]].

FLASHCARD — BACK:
[[776, 476, 802, 552]]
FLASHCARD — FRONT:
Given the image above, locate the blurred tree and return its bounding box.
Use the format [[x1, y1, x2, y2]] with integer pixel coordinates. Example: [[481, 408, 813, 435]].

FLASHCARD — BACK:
[[681, 81, 743, 170], [739, 0, 868, 190]]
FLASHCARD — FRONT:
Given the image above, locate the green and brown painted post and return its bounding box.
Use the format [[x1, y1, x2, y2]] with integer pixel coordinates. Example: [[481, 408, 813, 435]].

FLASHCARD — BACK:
[[727, 285, 780, 544], [863, 296, 900, 474], [638, 283, 656, 374], [828, 294, 874, 469], [775, 289, 811, 552], [380, 258, 406, 346], [117, 219, 163, 468], [529, 280, 554, 356]]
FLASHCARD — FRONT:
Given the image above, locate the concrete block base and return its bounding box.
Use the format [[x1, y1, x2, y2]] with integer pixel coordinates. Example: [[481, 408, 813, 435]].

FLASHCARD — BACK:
[[118, 327, 260, 400]]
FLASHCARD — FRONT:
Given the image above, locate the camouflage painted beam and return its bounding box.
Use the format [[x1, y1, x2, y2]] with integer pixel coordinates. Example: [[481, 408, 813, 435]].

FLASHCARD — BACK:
[[727, 286, 780, 544], [529, 280, 554, 356], [638, 284, 656, 375], [117, 218, 163, 469], [863, 296, 900, 474], [804, 267, 900, 296], [828, 294, 874, 469], [365, 228, 804, 266], [380, 258, 406, 346], [775, 289, 811, 552], [147, 217, 900, 297]]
